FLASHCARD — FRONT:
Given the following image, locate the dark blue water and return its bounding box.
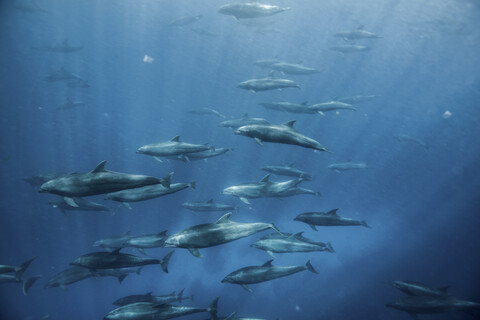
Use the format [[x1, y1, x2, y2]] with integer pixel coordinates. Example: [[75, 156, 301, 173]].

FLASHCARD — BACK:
[[1, 0, 480, 319]]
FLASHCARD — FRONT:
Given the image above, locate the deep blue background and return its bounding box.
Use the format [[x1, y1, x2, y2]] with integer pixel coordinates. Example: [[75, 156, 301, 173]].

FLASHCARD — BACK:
[[1, 0, 480, 319]]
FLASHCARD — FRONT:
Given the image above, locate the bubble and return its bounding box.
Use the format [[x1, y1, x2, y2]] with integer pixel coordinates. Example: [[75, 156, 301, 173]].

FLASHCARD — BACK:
[[442, 110, 452, 119], [143, 55, 154, 63]]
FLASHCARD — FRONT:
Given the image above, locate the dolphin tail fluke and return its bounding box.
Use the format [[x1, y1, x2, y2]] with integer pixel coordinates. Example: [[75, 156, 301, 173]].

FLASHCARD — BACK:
[[178, 288, 185, 303], [189, 181, 196, 190], [160, 250, 174, 273], [326, 242, 335, 253], [15, 257, 36, 281], [316, 191, 322, 197], [362, 220, 371, 228], [161, 172, 174, 188], [23, 276, 41, 296], [305, 260, 318, 274], [117, 274, 128, 284], [208, 296, 220, 320], [187, 248, 204, 258], [136, 267, 143, 275]]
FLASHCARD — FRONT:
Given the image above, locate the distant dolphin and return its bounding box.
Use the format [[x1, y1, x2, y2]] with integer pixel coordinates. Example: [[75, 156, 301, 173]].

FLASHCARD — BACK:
[[394, 134, 429, 149], [137, 136, 211, 161], [270, 62, 322, 75], [335, 26, 382, 41], [113, 289, 194, 307], [261, 164, 312, 180], [391, 280, 450, 297], [294, 209, 370, 230], [237, 74, 300, 93], [219, 113, 270, 129], [307, 101, 356, 115], [327, 162, 367, 172], [218, 3, 290, 20], [330, 44, 371, 53], [33, 40, 83, 53], [260, 101, 315, 114]]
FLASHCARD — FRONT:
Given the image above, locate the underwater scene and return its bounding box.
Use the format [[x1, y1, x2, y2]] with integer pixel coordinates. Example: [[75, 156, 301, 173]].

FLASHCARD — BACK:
[[1, 0, 480, 319]]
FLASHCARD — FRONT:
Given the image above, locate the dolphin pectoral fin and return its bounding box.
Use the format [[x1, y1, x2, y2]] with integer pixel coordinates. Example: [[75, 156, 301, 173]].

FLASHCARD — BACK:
[[267, 250, 275, 258], [23, 276, 41, 296], [138, 248, 146, 255], [317, 111, 325, 116], [240, 197, 251, 205], [241, 284, 253, 293], [250, 90, 256, 93], [187, 248, 204, 258], [122, 202, 132, 210], [117, 274, 127, 284], [64, 197, 79, 207], [309, 224, 318, 231], [335, 169, 341, 173], [153, 156, 163, 163], [254, 137, 263, 146], [160, 250, 174, 273], [184, 156, 191, 162]]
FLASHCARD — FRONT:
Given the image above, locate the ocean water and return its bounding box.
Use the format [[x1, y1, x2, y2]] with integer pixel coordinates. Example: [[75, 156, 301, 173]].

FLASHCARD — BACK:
[[1, 0, 480, 319]]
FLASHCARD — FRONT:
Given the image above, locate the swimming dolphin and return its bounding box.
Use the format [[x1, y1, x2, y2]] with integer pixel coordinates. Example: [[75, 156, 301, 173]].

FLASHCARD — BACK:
[[137, 136, 211, 161], [48, 197, 115, 215], [335, 27, 382, 40], [234, 120, 330, 152], [335, 95, 380, 104], [270, 62, 322, 75], [261, 164, 312, 180], [237, 74, 300, 93], [33, 40, 83, 53], [330, 44, 371, 53], [394, 134, 429, 149], [221, 259, 317, 292], [163, 212, 281, 258], [125, 231, 169, 254], [327, 162, 367, 172], [222, 175, 271, 204], [182, 199, 239, 213], [259, 101, 315, 114], [251, 232, 334, 257], [218, 3, 290, 20], [307, 101, 356, 115], [113, 289, 194, 307], [94, 231, 133, 251], [391, 280, 450, 297], [294, 209, 370, 230], [169, 15, 203, 27], [39, 161, 169, 207], [219, 113, 270, 129]]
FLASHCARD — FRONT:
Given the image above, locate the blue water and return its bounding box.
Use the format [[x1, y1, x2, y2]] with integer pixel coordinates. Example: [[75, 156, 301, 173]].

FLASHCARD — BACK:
[[1, 0, 480, 319]]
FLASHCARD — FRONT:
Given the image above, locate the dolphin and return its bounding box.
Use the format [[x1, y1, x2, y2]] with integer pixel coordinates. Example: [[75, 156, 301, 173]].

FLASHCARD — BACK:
[[270, 62, 322, 75], [165, 147, 232, 162], [259, 101, 315, 114], [251, 232, 334, 257], [335, 27, 382, 40], [94, 231, 133, 251], [104, 297, 219, 320], [125, 231, 169, 254], [218, 3, 290, 20], [294, 209, 370, 230], [391, 280, 450, 297], [219, 113, 269, 129], [56, 98, 87, 110], [0, 257, 36, 277], [93, 267, 144, 283], [222, 175, 271, 204], [394, 134, 429, 149], [386, 296, 480, 319], [104, 181, 195, 207], [234, 120, 330, 152], [307, 101, 356, 115], [163, 212, 281, 258], [327, 162, 367, 172], [24, 172, 67, 188], [45, 67, 83, 82], [48, 197, 115, 215], [38, 161, 169, 206], [44, 266, 95, 289], [254, 59, 284, 68], [169, 15, 203, 27], [221, 260, 317, 292], [137, 136, 210, 161], [0, 274, 41, 296], [330, 44, 371, 53], [182, 199, 239, 213], [273, 186, 321, 198], [237, 74, 300, 93], [113, 289, 194, 307], [187, 107, 225, 118], [70, 249, 173, 273], [335, 95, 380, 104], [261, 164, 312, 180]]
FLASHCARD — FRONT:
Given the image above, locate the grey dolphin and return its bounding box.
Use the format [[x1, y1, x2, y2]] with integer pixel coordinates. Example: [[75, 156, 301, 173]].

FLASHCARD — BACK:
[[104, 297, 219, 320], [70, 249, 173, 273], [335, 95, 380, 104], [335, 27, 382, 40], [49, 197, 115, 215], [125, 231, 169, 254], [38, 161, 169, 205], [394, 134, 429, 149], [237, 74, 300, 93], [219, 113, 269, 129], [165, 147, 232, 162], [294, 209, 370, 230], [234, 120, 330, 152], [94, 231, 133, 251], [218, 3, 290, 20], [113, 289, 194, 307], [222, 259, 317, 292], [0, 274, 41, 296], [137, 136, 210, 161], [330, 44, 371, 53], [386, 296, 480, 319], [261, 164, 312, 180], [327, 162, 367, 172], [44, 266, 94, 289], [391, 280, 450, 297], [182, 199, 239, 213], [251, 232, 334, 257], [307, 101, 356, 115], [222, 175, 271, 204], [163, 212, 281, 258], [259, 101, 314, 114], [273, 186, 321, 198], [0, 257, 36, 277], [270, 62, 322, 75], [187, 107, 225, 118]]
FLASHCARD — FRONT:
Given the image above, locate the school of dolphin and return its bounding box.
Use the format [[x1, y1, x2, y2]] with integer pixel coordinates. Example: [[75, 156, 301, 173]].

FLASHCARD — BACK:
[[4, 2, 479, 320]]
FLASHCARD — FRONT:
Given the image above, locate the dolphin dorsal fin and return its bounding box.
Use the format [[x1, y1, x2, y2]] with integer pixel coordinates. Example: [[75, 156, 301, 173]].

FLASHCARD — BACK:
[[215, 212, 232, 224], [283, 120, 296, 128], [242, 113, 249, 118], [91, 160, 107, 173], [123, 230, 130, 236], [171, 136, 180, 142], [259, 174, 271, 184], [159, 230, 167, 236], [357, 25, 364, 30], [262, 259, 274, 267], [327, 208, 339, 215], [110, 248, 121, 255], [288, 162, 295, 167], [294, 232, 304, 237], [267, 71, 275, 79], [207, 199, 214, 203], [146, 292, 152, 296], [301, 101, 308, 106]]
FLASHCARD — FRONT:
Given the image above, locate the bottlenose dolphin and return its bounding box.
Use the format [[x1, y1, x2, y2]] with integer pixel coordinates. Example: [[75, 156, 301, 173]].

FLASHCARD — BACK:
[[330, 44, 371, 53], [70, 249, 174, 273], [94, 231, 133, 251], [237, 74, 300, 92], [218, 3, 290, 20], [222, 175, 271, 204], [39, 161, 169, 207], [391, 280, 450, 297], [260, 101, 314, 114], [0, 274, 41, 296], [163, 212, 281, 258], [113, 289, 194, 306], [222, 260, 317, 292], [270, 62, 322, 75], [327, 162, 367, 172], [48, 197, 115, 215], [44, 266, 94, 289], [307, 101, 356, 115], [235, 120, 330, 152], [104, 297, 219, 320], [219, 113, 269, 129], [165, 147, 232, 162], [294, 209, 370, 230], [125, 231, 169, 254], [182, 199, 239, 213], [386, 296, 480, 319], [0, 257, 36, 276], [335, 27, 382, 40], [251, 232, 334, 257], [262, 164, 312, 180], [137, 136, 210, 161]]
